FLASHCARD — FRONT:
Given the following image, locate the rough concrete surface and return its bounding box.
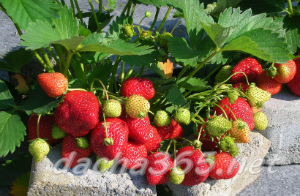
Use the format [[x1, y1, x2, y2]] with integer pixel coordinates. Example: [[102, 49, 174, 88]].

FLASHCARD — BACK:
[[260, 85, 300, 165], [27, 145, 156, 196], [165, 132, 271, 196]]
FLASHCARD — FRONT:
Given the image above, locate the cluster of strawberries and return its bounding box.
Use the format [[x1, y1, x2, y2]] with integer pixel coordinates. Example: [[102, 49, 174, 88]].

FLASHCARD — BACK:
[[28, 75, 241, 187]]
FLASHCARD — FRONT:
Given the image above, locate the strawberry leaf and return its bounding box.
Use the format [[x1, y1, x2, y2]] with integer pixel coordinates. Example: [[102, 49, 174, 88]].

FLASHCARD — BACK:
[[19, 83, 63, 115], [0, 80, 17, 110], [132, 0, 182, 10], [0, 0, 61, 30], [238, 0, 285, 15], [177, 77, 210, 92], [86, 63, 113, 87], [0, 110, 26, 157], [121, 52, 157, 67], [0, 153, 32, 186], [68, 79, 89, 89], [205, 0, 242, 16], [108, 14, 133, 40], [283, 15, 300, 54], [157, 139, 172, 152], [166, 86, 186, 106], [10, 172, 30, 196], [0, 48, 33, 73]]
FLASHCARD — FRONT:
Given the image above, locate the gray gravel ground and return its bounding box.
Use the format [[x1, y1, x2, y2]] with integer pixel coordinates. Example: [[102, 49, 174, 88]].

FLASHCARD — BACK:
[[0, 1, 299, 195]]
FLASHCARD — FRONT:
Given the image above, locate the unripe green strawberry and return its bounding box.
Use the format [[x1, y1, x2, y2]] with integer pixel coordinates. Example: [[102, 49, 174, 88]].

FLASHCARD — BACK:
[[140, 30, 151, 40], [154, 110, 171, 127], [169, 167, 185, 185], [157, 32, 173, 50], [246, 83, 271, 108], [174, 108, 191, 125], [122, 23, 134, 38], [76, 137, 89, 149], [125, 95, 150, 118], [145, 11, 152, 18], [229, 146, 239, 157], [103, 100, 122, 118], [52, 125, 66, 139], [29, 138, 50, 162], [219, 135, 235, 152], [206, 116, 232, 137], [215, 65, 233, 83], [253, 112, 268, 131], [96, 156, 114, 172]]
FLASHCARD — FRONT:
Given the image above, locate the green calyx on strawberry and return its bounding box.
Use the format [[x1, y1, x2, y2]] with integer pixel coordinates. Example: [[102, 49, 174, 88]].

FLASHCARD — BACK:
[[157, 32, 173, 50], [125, 94, 150, 119], [96, 157, 114, 172], [154, 110, 171, 127], [219, 135, 239, 157], [29, 138, 50, 162], [253, 111, 268, 131], [122, 23, 135, 38], [169, 167, 185, 185], [52, 125, 66, 139], [174, 108, 191, 125], [228, 90, 239, 103], [76, 137, 89, 149], [206, 116, 232, 137], [192, 140, 202, 149], [140, 30, 152, 40], [267, 65, 278, 78], [246, 83, 271, 108], [215, 65, 233, 83], [103, 100, 122, 118]]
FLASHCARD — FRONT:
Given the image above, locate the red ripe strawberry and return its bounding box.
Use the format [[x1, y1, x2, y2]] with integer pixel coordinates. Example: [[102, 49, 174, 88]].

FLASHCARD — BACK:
[[233, 83, 249, 94], [196, 119, 225, 152], [231, 58, 262, 84], [62, 135, 92, 168], [121, 77, 155, 100], [287, 57, 300, 96], [90, 118, 129, 160], [54, 90, 101, 137], [28, 114, 62, 146], [146, 152, 173, 185], [37, 72, 68, 98], [256, 70, 282, 95], [213, 97, 254, 130], [157, 119, 183, 141], [176, 146, 209, 186], [120, 141, 147, 169], [274, 60, 296, 83], [144, 126, 162, 154], [209, 152, 239, 180], [125, 115, 151, 144]]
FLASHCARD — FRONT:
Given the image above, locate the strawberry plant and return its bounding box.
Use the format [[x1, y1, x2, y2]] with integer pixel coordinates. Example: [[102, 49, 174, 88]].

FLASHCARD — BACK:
[[0, 0, 300, 194]]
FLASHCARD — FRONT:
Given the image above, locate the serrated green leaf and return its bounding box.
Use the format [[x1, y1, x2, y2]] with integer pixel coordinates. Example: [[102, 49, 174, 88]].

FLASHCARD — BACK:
[[148, 62, 167, 79], [1, 0, 60, 30], [206, 0, 242, 16], [52, 36, 85, 51], [71, 59, 85, 81], [121, 52, 157, 67], [166, 86, 186, 106], [88, 12, 113, 32], [0, 153, 32, 186], [0, 48, 33, 73], [81, 33, 106, 45], [108, 14, 133, 40], [10, 172, 30, 196], [133, 0, 182, 10], [150, 77, 176, 86], [86, 64, 113, 87], [79, 39, 154, 56], [0, 80, 16, 110], [68, 79, 89, 89], [20, 84, 63, 115], [79, 52, 110, 64], [157, 139, 172, 152], [20, 5, 79, 50], [238, 0, 285, 14], [177, 77, 209, 92], [79, 25, 92, 37], [283, 15, 300, 53], [0, 110, 26, 157]]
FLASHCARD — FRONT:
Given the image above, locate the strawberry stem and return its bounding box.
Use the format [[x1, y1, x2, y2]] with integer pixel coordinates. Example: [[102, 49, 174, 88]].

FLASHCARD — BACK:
[[197, 126, 203, 141], [157, 6, 172, 33], [165, 140, 173, 153], [90, 78, 109, 100], [220, 103, 238, 120], [219, 71, 250, 86], [102, 113, 109, 139], [64, 51, 73, 78], [37, 114, 42, 138], [173, 140, 177, 167], [214, 104, 229, 120], [149, 7, 160, 31]]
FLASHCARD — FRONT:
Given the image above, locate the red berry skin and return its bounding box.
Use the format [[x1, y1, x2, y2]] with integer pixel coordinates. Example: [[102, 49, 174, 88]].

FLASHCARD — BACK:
[[28, 114, 62, 146], [62, 135, 92, 168], [209, 152, 239, 180], [231, 58, 262, 84], [120, 141, 147, 169], [195, 117, 225, 152], [144, 126, 162, 154], [121, 77, 155, 100], [176, 146, 209, 186], [54, 91, 101, 137], [287, 57, 300, 96], [274, 60, 296, 83], [256, 71, 282, 95], [157, 119, 183, 141], [90, 118, 129, 160], [214, 97, 254, 130], [37, 72, 68, 98], [233, 83, 249, 94], [125, 115, 151, 144], [146, 152, 173, 185]]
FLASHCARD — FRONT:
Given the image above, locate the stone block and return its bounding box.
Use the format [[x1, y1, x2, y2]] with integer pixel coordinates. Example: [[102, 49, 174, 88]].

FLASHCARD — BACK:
[[27, 145, 156, 196], [260, 86, 300, 165], [165, 132, 271, 196]]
